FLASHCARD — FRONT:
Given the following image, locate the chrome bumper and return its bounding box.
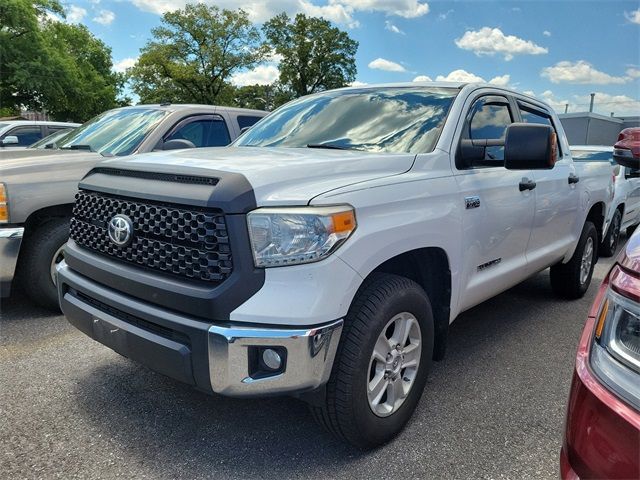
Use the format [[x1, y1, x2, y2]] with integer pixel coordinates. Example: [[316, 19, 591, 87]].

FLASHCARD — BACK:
[[208, 320, 343, 397], [0, 227, 24, 297]]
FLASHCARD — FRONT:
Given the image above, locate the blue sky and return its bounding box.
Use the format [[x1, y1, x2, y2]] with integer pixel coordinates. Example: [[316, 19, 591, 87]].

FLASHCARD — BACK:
[[61, 0, 640, 115]]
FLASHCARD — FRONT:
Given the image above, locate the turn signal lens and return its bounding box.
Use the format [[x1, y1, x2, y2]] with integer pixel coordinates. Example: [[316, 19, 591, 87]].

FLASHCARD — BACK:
[[595, 298, 609, 339], [0, 183, 8, 223]]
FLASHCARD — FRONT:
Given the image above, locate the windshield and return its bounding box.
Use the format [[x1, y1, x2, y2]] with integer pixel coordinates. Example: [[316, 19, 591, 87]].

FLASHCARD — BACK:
[[54, 107, 168, 156], [235, 87, 458, 154], [571, 149, 614, 163], [29, 129, 74, 149]]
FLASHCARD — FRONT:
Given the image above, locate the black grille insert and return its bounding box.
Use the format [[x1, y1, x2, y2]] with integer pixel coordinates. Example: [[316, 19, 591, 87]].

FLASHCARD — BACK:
[[70, 190, 232, 283]]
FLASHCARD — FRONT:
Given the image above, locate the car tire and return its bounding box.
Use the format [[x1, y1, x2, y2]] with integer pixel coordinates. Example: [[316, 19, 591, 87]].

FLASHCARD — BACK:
[[627, 224, 638, 237], [550, 221, 598, 299], [310, 273, 434, 448], [600, 209, 622, 257], [19, 217, 69, 311]]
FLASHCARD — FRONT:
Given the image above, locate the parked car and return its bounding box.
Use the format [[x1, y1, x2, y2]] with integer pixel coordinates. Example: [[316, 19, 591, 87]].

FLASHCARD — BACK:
[[0, 104, 267, 309], [57, 83, 613, 447], [561, 227, 640, 479], [28, 128, 78, 149], [571, 145, 640, 256], [0, 120, 81, 148]]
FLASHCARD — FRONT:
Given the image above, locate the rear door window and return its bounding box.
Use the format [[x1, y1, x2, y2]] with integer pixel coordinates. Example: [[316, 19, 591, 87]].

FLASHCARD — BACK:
[[237, 115, 263, 130], [518, 103, 562, 156]]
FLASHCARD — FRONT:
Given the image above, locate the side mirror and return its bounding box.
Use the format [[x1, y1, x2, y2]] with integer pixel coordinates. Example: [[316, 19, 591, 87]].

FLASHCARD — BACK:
[[240, 126, 252, 134], [613, 128, 640, 169], [0, 135, 19, 146], [162, 138, 196, 150], [504, 123, 557, 170]]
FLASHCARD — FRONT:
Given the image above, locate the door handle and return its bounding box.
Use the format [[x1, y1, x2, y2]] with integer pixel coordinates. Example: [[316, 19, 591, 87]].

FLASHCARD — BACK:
[[568, 173, 580, 184], [519, 177, 537, 191]]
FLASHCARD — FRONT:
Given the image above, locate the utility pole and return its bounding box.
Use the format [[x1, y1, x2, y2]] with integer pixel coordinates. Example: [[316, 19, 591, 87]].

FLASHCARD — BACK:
[[564, 104, 569, 114], [589, 93, 595, 113]]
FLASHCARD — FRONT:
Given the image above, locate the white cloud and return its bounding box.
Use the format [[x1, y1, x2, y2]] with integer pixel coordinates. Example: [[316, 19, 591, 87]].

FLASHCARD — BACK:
[[541, 60, 629, 85], [93, 9, 115, 25], [455, 27, 548, 61], [338, 0, 429, 18], [231, 64, 280, 86], [413, 75, 433, 82], [67, 5, 87, 23], [488, 74, 511, 87], [349, 81, 368, 87], [543, 30, 551, 37], [626, 67, 640, 79], [385, 20, 404, 35], [435, 69, 484, 83], [574, 92, 640, 117], [113, 57, 138, 73], [625, 8, 640, 24], [129, 0, 428, 25], [431, 69, 510, 86], [438, 9, 453, 20], [539, 90, 570, 113], [368, 57, 406, 72]]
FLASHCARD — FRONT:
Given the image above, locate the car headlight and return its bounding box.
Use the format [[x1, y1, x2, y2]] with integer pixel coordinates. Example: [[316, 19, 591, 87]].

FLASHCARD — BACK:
[[596, 267, 640, 373], [247, 206, 356, 267], [590, 264, 640, 409]]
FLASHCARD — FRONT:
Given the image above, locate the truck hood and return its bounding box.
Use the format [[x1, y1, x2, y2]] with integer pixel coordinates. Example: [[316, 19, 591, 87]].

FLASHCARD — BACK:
[[0, 148, 101, 171], [98, 146, 416, 205]]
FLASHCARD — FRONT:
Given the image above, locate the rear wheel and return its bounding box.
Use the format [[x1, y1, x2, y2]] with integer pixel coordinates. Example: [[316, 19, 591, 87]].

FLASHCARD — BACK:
[[310, 273, 434, 448], [550, 221, 598, 299], [600, 209, 621, 257], [19, 218, 70, 311]]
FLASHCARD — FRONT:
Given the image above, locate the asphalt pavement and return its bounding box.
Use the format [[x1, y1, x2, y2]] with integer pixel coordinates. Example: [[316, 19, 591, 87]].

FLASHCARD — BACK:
[[0, 242, 624, 480]]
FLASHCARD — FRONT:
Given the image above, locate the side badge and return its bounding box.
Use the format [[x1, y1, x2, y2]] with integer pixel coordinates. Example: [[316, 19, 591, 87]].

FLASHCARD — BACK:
[[465, 196, 481, 209]]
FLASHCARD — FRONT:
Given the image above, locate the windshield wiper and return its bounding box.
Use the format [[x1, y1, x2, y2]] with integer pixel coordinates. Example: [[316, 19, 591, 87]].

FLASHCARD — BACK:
[[307, 142, 351, 150]]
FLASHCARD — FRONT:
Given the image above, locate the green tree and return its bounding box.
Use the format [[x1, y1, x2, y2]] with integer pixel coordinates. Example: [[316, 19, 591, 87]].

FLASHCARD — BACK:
[[129, 4, 268, 105], [0, 0, 122, 121], [263, 13, 358, 98], [233, 83, 293, 111]]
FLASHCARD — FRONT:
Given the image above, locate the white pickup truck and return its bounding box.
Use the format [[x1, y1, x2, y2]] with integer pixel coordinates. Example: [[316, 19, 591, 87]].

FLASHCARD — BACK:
[[58, 83, 612, 448]]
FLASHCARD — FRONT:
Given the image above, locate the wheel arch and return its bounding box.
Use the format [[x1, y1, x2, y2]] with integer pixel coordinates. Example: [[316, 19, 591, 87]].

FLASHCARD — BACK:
[[23, 204, 73, 238], [586, 201, 606, 243], [363, 247, 452, 361]]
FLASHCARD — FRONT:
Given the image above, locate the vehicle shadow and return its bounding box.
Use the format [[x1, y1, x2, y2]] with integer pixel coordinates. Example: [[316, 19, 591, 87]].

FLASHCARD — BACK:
[[67, 255, 611, 479]]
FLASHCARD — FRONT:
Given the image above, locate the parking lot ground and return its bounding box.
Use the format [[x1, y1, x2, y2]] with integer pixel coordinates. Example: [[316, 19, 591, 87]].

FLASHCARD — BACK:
[[0, 245, 623, 480]]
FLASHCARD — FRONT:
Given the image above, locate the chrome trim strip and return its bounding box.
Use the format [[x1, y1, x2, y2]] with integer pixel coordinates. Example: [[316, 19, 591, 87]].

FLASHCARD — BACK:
[[208, 319, 343, 397], [0, 227, 24, 239]]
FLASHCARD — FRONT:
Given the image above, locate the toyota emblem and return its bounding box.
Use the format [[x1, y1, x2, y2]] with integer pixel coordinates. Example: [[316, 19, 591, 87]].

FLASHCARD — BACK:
[[107, 214, 133, 247]]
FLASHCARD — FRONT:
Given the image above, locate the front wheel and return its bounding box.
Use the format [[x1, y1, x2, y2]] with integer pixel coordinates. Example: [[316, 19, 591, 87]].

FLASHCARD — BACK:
[[600, 209, 621, 257], [550, 221, 598, 299], [310, 273, 434, 448], [18, 218, 70, 311]]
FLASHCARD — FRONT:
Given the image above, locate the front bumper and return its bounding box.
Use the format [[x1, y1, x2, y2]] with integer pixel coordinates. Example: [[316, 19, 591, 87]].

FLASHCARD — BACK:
[[57, 261, 343, 397], [0, 226, 24, 297]]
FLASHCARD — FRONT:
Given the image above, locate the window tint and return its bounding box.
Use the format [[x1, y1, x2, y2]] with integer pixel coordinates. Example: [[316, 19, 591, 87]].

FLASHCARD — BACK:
[[6, 126, 42, 146], [237, 115, 263, 130], [459, 97, 513, 166], [570, 150, 613, 162], [167, 118, 231, 147], [519, 104, 562, 156], [236, 87, 458, 154]]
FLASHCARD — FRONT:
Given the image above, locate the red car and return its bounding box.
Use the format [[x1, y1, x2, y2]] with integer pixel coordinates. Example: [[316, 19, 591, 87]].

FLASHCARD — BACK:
[[561, 132, 640, 479]]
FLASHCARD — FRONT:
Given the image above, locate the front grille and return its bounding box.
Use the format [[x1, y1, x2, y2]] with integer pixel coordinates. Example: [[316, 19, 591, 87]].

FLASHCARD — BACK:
[[70, 190, 232, 283]]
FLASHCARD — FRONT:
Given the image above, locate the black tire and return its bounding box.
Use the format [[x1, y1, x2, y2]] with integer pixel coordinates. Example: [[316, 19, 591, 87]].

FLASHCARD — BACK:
[[550, 221, 598, 299], [310, 273, 434, 449], [600, 209, 621, 257], [628, 224, 638, 237], [18, 217, 70, 311]]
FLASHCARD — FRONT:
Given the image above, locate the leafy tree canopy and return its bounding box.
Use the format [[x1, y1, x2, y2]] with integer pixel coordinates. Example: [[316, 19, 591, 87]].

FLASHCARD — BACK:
[[263, 13, 358, 98], [128, 4, 268, 105]]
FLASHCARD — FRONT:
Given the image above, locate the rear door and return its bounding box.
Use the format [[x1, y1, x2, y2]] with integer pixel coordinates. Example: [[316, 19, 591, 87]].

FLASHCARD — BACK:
[[453, 92, 536, 311], [517, 102, 580, 272], [623, 166, 640, 228]]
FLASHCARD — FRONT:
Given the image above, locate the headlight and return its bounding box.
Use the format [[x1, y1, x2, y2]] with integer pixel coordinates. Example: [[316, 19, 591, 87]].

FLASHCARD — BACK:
[[247, 206, 356, 267], [0, 183, 8, 223], [596, 267, 640, 373], [590, 264, 640, 409]]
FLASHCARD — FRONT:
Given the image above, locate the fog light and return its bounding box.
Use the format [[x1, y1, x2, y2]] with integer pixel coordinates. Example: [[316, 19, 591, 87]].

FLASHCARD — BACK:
[[262, 348, 282, 370]]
